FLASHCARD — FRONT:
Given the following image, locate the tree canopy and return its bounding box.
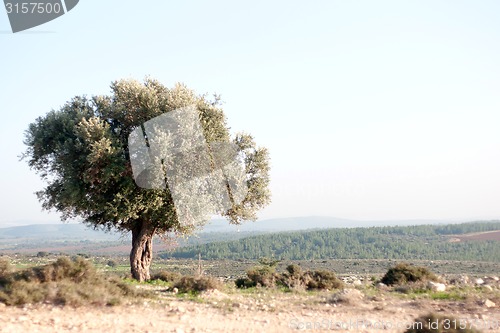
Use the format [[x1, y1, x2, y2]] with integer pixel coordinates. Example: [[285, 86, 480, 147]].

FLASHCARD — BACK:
[[23, 78, 271, 280]]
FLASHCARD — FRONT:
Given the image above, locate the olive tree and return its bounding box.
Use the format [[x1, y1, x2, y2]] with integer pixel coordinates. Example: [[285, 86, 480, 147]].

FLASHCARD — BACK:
[[23, 78, 271, 281]]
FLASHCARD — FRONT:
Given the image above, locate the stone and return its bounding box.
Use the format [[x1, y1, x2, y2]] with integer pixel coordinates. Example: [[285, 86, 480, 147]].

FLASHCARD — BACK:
[[483, 277, 497, 285], [483, 299, 496, 308], [475, 278, 484, 285], [482, 285, 493, 291], [427, 281, 446, 292]]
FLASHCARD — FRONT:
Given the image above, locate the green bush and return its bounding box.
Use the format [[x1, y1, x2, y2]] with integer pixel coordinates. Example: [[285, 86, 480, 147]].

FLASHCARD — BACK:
[[173, 275, 221, 293], [279, 264, 306, 290], [19, 257, 97, 283], [381, 263, 438, 286], [235, 277, 256, 288], [246, 265, 278, 288], [235, 258, 281, 288], [36, 251, 49, 258], [405, 313, 482, 333], [279, 264, 344, 291], [237, 263, 344, 291], [305, 270, 344, 290], [151, 271, 182, 283], [106, 260, 118, 267], [0, 257, 142, 306], [257, 257, 281, 267]]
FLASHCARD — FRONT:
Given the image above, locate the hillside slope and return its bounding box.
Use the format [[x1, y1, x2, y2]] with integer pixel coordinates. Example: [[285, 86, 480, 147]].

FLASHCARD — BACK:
[[163, 221, 500, 261]]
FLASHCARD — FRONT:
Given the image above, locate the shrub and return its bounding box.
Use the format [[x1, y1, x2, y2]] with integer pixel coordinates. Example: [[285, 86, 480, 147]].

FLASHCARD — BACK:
[[235, 258, 281, 288], [106, 260, 118, 267], [257, 257, 281, 267], [151, 271, 182, 283], [0, 257, 143, 306], [246, 265, 278, 288], [36, 251, 49, 258], [11, 257, 98, 284], [381, 263, 438, 286], [0, 257, 11, 276], [278, 265, 344, 291], [405, 313, 482, 333], [173, 276, 221, 293], [279, 264, 306, 290], [237, 263, 344, 291], [284, 264, 303, 277], [235, 277, 256, 288], [306, 270, 344, 290]]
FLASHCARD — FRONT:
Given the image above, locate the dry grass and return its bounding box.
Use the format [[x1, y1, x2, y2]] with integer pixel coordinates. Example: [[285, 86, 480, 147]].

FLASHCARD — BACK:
[[151, 270, 182, 283], [0, 257, 145, 306], [173, 275, 222, 294]]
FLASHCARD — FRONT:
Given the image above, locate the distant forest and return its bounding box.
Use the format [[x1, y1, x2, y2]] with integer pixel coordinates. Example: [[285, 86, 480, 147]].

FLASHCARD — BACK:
[[161, 221, 500, 262]]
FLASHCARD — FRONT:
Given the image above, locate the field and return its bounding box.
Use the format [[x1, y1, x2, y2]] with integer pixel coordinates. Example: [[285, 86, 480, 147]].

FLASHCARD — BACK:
[[5, 255, 500, 279], [1, 286, 499, 332], [450, 230, 500, 242], [0, 255, 499, 332], [1, 222, 500, 332]]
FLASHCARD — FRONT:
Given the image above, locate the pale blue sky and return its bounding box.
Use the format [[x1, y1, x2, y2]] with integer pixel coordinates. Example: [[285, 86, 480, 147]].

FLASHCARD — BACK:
[[1, 1, 500, 225]]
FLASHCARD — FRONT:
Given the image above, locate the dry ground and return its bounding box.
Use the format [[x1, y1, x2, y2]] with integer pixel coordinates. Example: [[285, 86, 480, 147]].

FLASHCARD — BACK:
[[1, 286, 499, 333], [451, 230, 500, 242]]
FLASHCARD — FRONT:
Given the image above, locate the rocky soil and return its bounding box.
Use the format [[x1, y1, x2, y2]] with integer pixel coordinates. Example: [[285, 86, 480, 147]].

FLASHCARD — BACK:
[[1, 280, 500, 333]]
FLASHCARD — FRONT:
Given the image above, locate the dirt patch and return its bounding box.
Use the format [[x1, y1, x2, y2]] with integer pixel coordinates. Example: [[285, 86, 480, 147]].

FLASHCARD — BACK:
[[1, 288, 499, 333], [450, 230, 500, 242]]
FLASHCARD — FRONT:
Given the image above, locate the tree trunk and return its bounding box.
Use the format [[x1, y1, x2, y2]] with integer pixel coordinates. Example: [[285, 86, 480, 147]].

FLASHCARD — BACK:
[[130, 219, 155, 281]]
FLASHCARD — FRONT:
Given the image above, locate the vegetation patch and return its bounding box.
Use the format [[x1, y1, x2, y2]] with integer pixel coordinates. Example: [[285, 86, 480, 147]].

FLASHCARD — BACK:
[[381, 263, 438, 286], [245, 265, 278, 288], [173, 276, 222, 294], [151, 270, 182, 283], [305, 269, 344, 290], [278, 264, 303, 289], [235, 258, 279, 288], [236, 262, 344, 291], [166, 222, 500, 261], [0, 257, 143, 306]]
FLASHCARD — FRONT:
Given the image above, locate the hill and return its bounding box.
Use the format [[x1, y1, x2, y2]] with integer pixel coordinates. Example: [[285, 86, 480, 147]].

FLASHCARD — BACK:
[[0, 223, 122, 241], [0, 216, 460, 240], [202, 216, 454, 232], [1, 218, 498, 257], [162, 221, 500, 262]]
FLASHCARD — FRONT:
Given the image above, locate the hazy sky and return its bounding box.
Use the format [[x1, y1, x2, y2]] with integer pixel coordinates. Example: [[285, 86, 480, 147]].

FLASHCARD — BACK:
[[1, 1, 500, 225]]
